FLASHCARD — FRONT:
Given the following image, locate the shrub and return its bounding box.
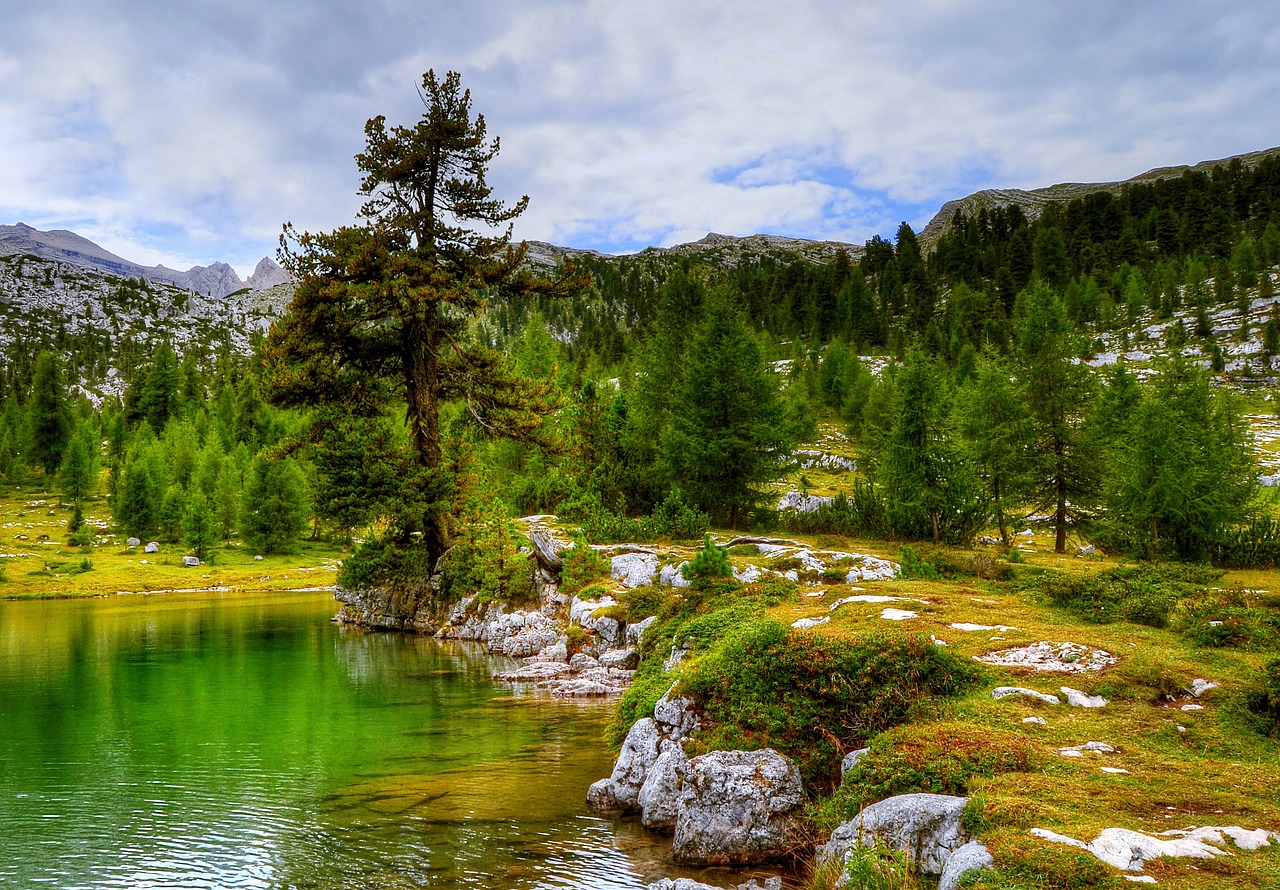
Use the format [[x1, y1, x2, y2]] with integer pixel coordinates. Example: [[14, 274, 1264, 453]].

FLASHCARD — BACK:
[[682, 534, 732, 580], [1243, 659, 1280, 739], [560, 533, 607, 594], [898, 545, 941, 581], [1030, 563, 1222, 628], [681, 622, 981, 788]]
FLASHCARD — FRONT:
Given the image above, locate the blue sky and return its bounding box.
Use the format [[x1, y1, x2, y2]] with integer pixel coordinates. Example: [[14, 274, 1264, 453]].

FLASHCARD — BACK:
[[1, 1, 1277, 277]]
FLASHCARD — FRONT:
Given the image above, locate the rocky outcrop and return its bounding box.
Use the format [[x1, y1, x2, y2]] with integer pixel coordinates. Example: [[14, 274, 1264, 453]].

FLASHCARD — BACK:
[[939, 840, 994, 890], [1030, 824, 1280, 875], [587, 686, 701, 814], [818, 793, 971, 877], [671, 749, 805, 866], [638, 740, 688, 830], [587, 717, 661, 811]]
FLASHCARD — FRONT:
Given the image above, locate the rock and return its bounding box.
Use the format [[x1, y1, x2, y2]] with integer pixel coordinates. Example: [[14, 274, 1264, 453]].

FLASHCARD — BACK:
[[126, 537, 141, 548], [1023, 716, 1047, 725], [570, 652, 600, 671], [639, 739, 688, 830], [881, 608, 917, 621], [792, 616, 830, 630], [586, 717, 661, 812], [659, 562, 693, 588], [599, 648, 641, 670], [992, 686, 1062, 706], [976, 641, 1116, 673], [818, 793, 970, 876], [1077, 544, 1096, 556], [672, 749, 805, 865], [1061, 686, 1109, 708], [570, 595, 616, 627], [951, 622, 1017, 632], [664, 644, 690, 672], [594, 615, 624, 646], [499, 662, 574, 682], [1192, 678, 1220, 697], [1058, 741, 1116, 757], [144, 541, 159, 553], [654, 686, 701, 740], [612, 552, 659, 587], [182, 556, 200, 567], [939, 840, 994, 890], [829, 594, 909, 610], [1031, 824, 1280, 873], [777, 489, 834, 513], [502, 616, 561, 658], [254, 554, 263, 561], [733, 564, 763, 584], [645, 880, 721, 890], [844, 555, 899, 582], [840, 747, 870, 779], [627, 615, 658, 646]]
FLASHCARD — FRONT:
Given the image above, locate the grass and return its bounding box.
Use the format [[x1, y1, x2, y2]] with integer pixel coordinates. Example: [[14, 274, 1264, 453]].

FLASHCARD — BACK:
[[0, 485, 342, 600]]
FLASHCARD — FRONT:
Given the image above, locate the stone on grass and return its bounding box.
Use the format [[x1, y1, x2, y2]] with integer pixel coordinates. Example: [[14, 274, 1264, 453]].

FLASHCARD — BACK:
[[672, 749, 805, 865], [182, 556, 200, 567], [654, 686, 700, 740], [126, 537, 141, 548], [992, 686, 1061, 706], [939, 840, 994, 890], [1192, 678, 1220, 696], [145, 541, 160, 553], [818, 793, 970, 876], [977, 641, 1116, 673], [1057, 741, 1116, 757], [1031, 824, 1280, 874], [1061, 686, 1109, 708], [792, 616, 830, 630], [880, 608, 917, 621], [840, 747, 870, 779], [611, 551, 659, 588]]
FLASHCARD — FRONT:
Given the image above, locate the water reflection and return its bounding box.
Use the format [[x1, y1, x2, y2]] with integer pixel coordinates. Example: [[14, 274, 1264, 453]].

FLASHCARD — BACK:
[[0, 592, 792, 889]]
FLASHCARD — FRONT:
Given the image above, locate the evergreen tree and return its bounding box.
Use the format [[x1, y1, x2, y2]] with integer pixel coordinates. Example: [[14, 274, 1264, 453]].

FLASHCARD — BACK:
[[115, 434, 168, 539], [25, 351, 72, 478], [1016, 280, 1099, 553], [58, 425, 98, 529], [956, 352, 1035, 544], [242, 456, 310, 555], [138, 342, 182, 432], [265, 69, 583, 569], [184, 492, 218, 562], [876, 345, 977, 543], [1104, 353, 1255, 557], [659, 292, 794, 527]]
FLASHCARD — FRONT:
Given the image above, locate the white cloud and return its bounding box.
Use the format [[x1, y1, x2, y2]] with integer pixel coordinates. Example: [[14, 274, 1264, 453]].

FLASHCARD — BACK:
[[0, 0, 1278, 268]]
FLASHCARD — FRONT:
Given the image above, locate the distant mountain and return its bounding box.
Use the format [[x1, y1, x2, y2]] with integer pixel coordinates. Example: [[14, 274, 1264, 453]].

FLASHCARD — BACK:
[[918, 146, 1280, 247], [0, 223, 286, 299]]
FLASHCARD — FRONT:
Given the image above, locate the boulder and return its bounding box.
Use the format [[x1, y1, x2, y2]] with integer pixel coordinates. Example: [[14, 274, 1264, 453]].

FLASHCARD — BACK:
[[570, 652, 601, 671], [586, 717, 661, 812], [144, 541, 160, 553], [939, 840, 994, 890], [840, 747, 870, 779], [182, 556, 200, 567], [777, 489, 835, 513], [612, 552, 659, 587], [645, 880, 720, 890], [659, 562, 693, 588], [991, 686, 1061, 706], [672, 749, 805, 865], [819, 793, 970, 876], [126, 537, 141, 548], [654, 686, 700, 740], [627, 615, 658, 646], [599, 647, 641, 670], [1061, 686, 1108, 708], [638, 739, 688, 830], [594, 615, 624, 647]]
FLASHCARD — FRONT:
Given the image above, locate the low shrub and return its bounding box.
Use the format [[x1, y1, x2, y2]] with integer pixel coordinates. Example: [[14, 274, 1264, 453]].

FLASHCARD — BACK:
[[813, 723, 1034, 831], [898, 546, 941, 581], [682, 535, 732, 580], [1243, 658, 1280, 739], [1029, 563, 1222, 629], [1171, 589, 1280, 650], [572, 490, 710, 544], [560, 533, 608, 594], [681, 622, 982, 789]]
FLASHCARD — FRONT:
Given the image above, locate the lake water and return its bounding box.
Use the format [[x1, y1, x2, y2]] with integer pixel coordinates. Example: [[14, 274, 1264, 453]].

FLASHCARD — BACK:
[[0, 591, 776, 889]]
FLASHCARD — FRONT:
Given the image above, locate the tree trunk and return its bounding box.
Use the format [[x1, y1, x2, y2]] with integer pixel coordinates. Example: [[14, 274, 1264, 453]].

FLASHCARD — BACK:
[[1054, 447, 1068, 554]]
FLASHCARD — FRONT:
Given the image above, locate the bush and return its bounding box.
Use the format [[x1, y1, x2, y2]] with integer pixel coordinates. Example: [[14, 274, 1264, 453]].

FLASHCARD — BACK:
[[1172, 588, 1280, 650], [682, 534, 732, 580], [815, 723, 1034, 830], [898, 546, 941, 581], [681, 622, 981, 788], [1243, 659, 1280, 739], [571, 490, 710, 544], [1030, 563, 1222, 628], [560, 533, 607, 594]]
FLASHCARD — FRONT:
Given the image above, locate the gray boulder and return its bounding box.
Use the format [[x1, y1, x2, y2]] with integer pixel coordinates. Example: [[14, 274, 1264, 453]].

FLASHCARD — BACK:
[[586, 717, 660, 812], [819, 793, 970, 876], [638, 739, 688, 830], [939, 840, 993, 890], [654, 686, 700, 740], [840, 747, 871, 779], [992, 686, 1062, 706], [627, 615, 658, 646], [645, 880, 720, 890], [182, 556, 200, 567], [126, 537, 141, 548], [144, 541, 160, 553], [599, 647, 641, 670], [612, 551, 659, 587], [672, 749, 805, 865]]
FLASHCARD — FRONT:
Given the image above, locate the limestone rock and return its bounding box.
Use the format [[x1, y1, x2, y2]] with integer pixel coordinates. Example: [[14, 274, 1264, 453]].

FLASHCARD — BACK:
[[654, 686, 700, 740], [659, 562, 693, 588], [145, 541, 159, 553], [792, 615, 830, 630], [777, 489, 834, 513], [977, 641, 1116, 673], [645, 879, 721, 890], [1061, 686, 1108, 708], [587, 717, 661, 812], [182, 556, 200, 567], [612, 552, 659, 587], [126, 537, 141, 548], [671, 749, 805, 865], [840, 747, 870, 779], [627, 615, 658, 646], [992, 686, 1061, 705], [939, 840, 994, 890], [599, 647, 641, 670], [639, 739, 688, 830], [1031, 824, 1280, 873], [818, 793, 970, 876]]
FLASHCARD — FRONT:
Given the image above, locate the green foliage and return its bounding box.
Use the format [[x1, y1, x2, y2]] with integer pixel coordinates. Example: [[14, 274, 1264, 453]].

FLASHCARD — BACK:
[[682, 535, 732, 580], [572, 490, 709, 543], [25, 351, 72, 477], [1031, 563, 1222, 629], [782, 482, 890, 538], [57, 425, 98, 513], [242, 455, 309, 555], [560, 532, 608, 594], [114, 432, 168, 539], [897, 545, 941, 581], [681, 622, 981, 788], [184, 492, 218, 562], [831, 724, 1033, 824], [1171, 588, 1280, 650], [839, 843, 923, 890], [437, 497, 537, 606], [1242, 659, 1280, 739]]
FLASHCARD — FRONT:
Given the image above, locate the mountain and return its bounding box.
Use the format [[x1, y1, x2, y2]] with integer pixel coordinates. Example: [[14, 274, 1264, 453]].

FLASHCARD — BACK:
[[917, 145, 1280, 247], [0, 223, 286, 299]]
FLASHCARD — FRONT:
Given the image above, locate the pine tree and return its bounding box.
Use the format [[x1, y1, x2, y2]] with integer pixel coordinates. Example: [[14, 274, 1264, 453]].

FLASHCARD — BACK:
[[58, 425, 98, 529], [138, 342, 181, 433], [25, 351, 72, 478], [265, 69, 583, 570], [659, 292, 795, 527], [114, 433, 168, 539], [184, 492, 218, 562], [242, 456, 310, 555]]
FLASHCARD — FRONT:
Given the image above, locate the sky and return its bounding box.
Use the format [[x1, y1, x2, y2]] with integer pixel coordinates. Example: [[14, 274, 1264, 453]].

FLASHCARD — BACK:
[[1, 1, 1277, 278]]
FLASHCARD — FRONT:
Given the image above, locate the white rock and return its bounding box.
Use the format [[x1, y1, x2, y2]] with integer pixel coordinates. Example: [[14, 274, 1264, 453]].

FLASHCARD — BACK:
[[182, 556, 200, 567], [659, 562, 692, 588], [819, 793, 970, 876], [654, 686, 701, 740], [1191, 678, 1220, 697], [977, 641, 1116, 673], [1100, 767, 1129, 774], [840, 747, 870, 779], [939, 840, 994, 890], [950, 622, 1017, 632], [1023, 716, 1047, 725], [1061, 686, 1109, 708], [638, 739, 688, 831], [144, 541, 159, 553], [777, 489, 834, 513], [881, 608, 917, 621], [626, 616, 658, 646], [792, 616, 830, 630], [612, 552, 659, 588], [992, 686, 1061, 706], [1058, 741, 1116, 757]]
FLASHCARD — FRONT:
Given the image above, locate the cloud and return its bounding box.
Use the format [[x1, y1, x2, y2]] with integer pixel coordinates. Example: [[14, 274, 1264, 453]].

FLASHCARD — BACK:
[[0, 0, 1278, 269]]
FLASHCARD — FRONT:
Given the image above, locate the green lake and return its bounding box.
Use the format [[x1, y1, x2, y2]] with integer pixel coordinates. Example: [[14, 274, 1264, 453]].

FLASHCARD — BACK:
[[0, 590, 764, 889]]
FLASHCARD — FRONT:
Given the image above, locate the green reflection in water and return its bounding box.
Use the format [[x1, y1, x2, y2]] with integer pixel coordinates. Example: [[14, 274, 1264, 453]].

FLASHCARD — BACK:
[[0, 591, 722, 889]]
